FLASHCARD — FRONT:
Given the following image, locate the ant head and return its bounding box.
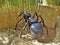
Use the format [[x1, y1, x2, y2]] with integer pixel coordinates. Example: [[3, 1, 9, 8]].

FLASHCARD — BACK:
[[24, 11, 31, 17], [23, 11, 31, 21]]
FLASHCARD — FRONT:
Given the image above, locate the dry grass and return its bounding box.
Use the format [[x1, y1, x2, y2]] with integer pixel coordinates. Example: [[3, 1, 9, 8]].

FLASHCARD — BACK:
[[0, 6, 57, 28], [0, 6, 23, 28]]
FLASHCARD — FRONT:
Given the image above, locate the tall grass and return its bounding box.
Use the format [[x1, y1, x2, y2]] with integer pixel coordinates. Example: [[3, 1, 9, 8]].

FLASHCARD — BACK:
[[0, 0, 57, 29]]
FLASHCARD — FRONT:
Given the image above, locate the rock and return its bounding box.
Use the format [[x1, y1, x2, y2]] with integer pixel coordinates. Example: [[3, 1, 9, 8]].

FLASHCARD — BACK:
[[0, 32, 10, 45]]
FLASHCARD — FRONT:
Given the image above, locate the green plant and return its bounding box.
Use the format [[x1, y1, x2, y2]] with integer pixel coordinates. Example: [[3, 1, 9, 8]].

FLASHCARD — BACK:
[[8, 0, 19, 6], [0, 0, 6, 7]]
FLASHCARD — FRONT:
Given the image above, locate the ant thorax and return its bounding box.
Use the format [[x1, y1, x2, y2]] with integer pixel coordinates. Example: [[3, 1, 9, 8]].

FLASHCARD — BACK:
[[28, 17, 38, 25]]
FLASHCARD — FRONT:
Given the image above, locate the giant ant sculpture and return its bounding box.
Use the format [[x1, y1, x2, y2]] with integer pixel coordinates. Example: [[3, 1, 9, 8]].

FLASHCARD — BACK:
[[14, 11, 48, 37]]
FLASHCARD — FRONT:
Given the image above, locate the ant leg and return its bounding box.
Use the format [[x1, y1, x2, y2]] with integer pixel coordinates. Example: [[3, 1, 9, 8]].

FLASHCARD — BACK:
[[39, 15, 48, 35], [41, 21, 48, 35], [42, 21, 48, 35], [20, 21, 28, 38], [14, 12, 24, 30], [15, 17, 23, 30], [33, 12, 39, 21], [18, 12, 24, 16]]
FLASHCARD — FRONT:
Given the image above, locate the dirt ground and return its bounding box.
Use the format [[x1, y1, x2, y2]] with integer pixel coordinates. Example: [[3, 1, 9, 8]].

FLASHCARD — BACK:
[[0, 16, 60, 45]]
